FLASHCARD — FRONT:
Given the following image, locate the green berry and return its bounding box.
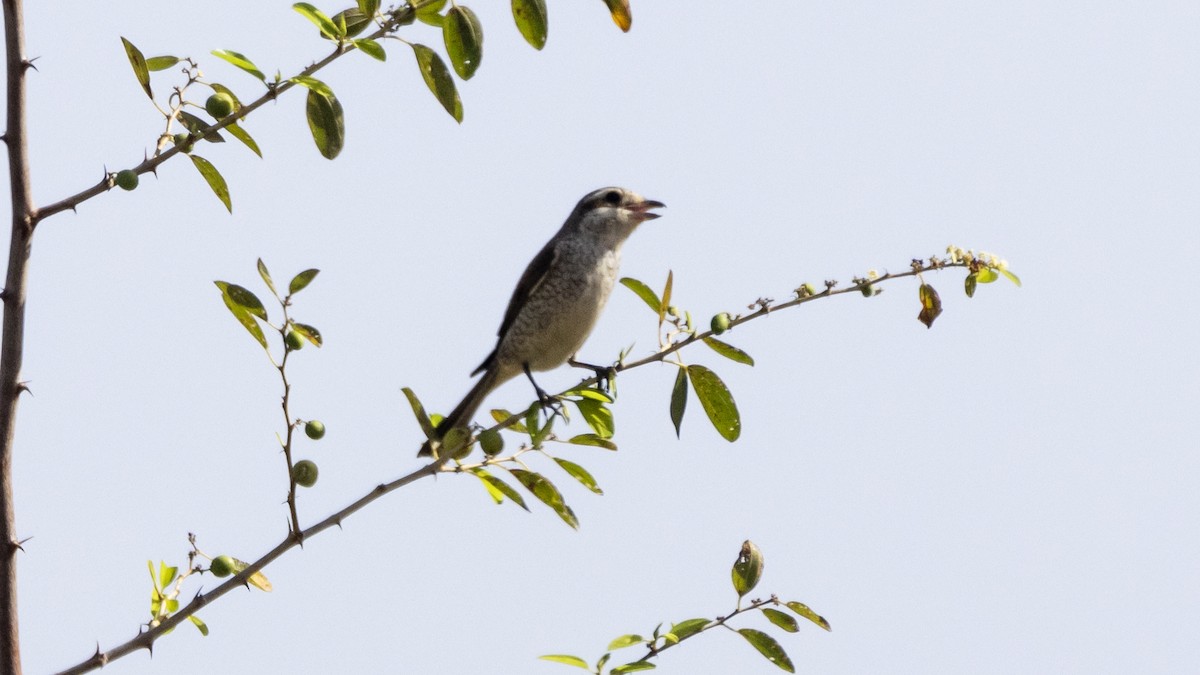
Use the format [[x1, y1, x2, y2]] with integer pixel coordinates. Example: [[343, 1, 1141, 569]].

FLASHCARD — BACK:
[[285, 331, 305, 351], [292, 459, 319, 487], [478, 429, 504, 456], [304, 420, 325, 440], [861, 284, 878, 298], [710, 312, 731, 335], [210, 555, 235, 578], [115, 170, 139, 191], [205, 92, 236, 119], [173, 133, 193, 152]]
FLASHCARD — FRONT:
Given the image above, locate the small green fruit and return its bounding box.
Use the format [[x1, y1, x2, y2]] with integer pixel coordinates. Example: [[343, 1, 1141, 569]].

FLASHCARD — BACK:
[[210, 555, 235, 578], [205, 92, 236, 118], [861, 284, 878, 298], [292, 459, 319, 487], [304, 420, 325, 440], [285, 331, 305, 351], [478, 429, 504, 456], [710, 312, 731, 335], [173, 133, 193, 152], [115, 170, 139, 191]]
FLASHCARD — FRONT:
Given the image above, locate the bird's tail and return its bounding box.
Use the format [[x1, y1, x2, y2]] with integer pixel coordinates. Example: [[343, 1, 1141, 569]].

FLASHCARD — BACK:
[[417, 366, 503, 457]]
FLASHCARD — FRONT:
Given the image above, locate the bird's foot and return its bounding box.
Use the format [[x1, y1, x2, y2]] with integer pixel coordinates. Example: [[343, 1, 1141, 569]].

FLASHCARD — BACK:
[[568, 357, 617, 392]]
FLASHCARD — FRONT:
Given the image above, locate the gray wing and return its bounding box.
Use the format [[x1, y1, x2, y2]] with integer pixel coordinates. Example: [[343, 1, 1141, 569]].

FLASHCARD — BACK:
[[471, 236, 558, 376]]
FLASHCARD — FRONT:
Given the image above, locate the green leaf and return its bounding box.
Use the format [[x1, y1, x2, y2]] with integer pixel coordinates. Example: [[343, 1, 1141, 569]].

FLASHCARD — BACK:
[[611, 663, 656, 674], [531, 409, 555, 448], [411, 44, 462, 122], [977, 267, 999, 283], [215, 281, 268, 349], [357, 0, 380, 16], [353, 38, 386, 61], [659, 270, 673, 321], [472, 469, 529, 511], [188, 614, 209, 636], [216, 282, 267, 320], [256, 258, 277, 297], [190, 155, 232, 212], [145, 55, 180, 71], [620, 277, 661, 313], [668, 618, 709, 641], [524, 400, 542, 438], [1000, 268, 1022, 286], [289, 269, 320, 294], [211, 49, 267, 81], [574, 398, 614, 439], [732, 540, 763, 597], [511, 0, 548, 50], [687, 365, 740, 441], [508, 469, 578, 528], [702, 337, 754, 366], [158, 562, 178, 589], [538, 655, 590, 669], [785, 600, 831, 631], [290, 322, 323, 347], [146, 560, 160, 591], [120, 37, 152, 99], [554, 457, 602, 495], [225, 122, 263, 158], [294, 2, 341, 38], [917, 283, 943, 329], [331, 7, 372, 38], [490, 408, 528, 433], [762, 608, 799, 633], [607, 634, 644, 650], [964, 273, 977, 298], [442, 5, 483, 79], [476, 471, 505, 503], [401, 387, 437, 439], [737, 629, 794, 673], [415, 3, 446, 27], [562, 386, 613, 403], [567, 433, 617, 450], [290, 75, 334, 98], [179, 111, 225, 142], [669, 366, 687, 438], [304, 88, 345, 160]]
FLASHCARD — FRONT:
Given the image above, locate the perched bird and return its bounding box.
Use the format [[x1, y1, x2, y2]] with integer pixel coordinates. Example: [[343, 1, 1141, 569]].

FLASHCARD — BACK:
[[418, 187, 664, 457]]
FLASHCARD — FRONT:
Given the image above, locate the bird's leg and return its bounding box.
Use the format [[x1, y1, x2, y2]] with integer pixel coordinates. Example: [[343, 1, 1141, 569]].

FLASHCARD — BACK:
[[568, 355, 617, 392], [523, 364, 564, 415]]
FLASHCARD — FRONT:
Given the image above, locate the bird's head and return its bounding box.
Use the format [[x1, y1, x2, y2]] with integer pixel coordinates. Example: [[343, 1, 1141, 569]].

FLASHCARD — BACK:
[[569, 187, 665, 244]]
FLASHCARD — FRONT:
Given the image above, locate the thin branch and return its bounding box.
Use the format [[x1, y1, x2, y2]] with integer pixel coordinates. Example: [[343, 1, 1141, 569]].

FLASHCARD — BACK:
[[54, 457, 446, 675], [33, 5, 416, 225], [480, 258, 976, 438], [58, 257, 983, 673], [1, 0, 34, 673]]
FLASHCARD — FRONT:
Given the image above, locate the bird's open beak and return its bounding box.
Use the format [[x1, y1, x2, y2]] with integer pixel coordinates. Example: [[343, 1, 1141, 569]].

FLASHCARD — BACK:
[[628, 199, 665, 221]]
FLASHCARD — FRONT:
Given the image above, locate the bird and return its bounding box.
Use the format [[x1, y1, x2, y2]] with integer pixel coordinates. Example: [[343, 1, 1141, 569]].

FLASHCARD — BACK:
[[418, 187, 664, 457]]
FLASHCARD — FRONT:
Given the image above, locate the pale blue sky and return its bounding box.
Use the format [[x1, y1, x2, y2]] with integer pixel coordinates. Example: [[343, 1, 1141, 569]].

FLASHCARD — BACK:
[[8, 1, 1198, 673]]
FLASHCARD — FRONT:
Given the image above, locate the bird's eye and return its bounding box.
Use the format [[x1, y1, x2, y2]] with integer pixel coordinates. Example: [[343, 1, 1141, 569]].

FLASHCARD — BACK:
[[603, 190, 622, 205]]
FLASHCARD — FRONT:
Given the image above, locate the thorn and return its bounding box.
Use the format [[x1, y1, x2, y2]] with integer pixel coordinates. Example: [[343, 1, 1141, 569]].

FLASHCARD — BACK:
[[22, 57, 39, 72], [15, 535, 32, 552], [0, 288, 7, 301], [0, 133, 8, 145], [15, 381, 32, 397], [93, 642, 102, 658]]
